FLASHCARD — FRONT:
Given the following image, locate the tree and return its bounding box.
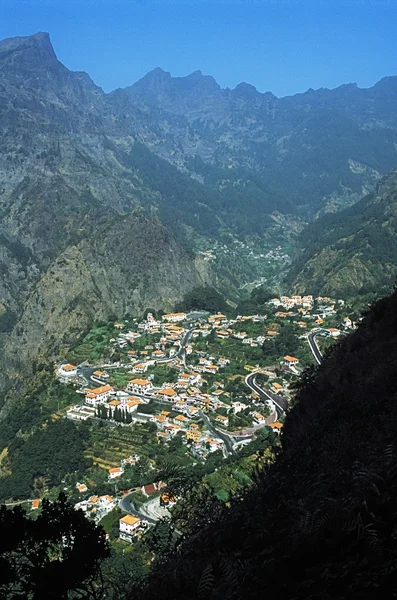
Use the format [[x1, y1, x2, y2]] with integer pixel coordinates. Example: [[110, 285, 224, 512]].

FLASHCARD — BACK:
[[0, 493, 110, 599]]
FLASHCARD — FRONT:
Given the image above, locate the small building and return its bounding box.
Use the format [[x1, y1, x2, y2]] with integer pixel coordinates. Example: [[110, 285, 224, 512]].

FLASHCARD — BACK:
[[126, 397, 143, 413], [59, 363, 77, 377], [31, 499, 41, 510], [283, 356, 299, 366], [160, 491, 177, 508], [108, 467, 124, 480], [85, 385, 115, 407], [215, 414, 229, 427], [141, 481, 165, 496], [269, 422, 284, 434], [119, 514, 141, 542], [271, 382, 283, 393], [162, 312, 186, 323], [76, 483, 88, 494], [252, 412, 266, 425], [173, 414, 189, 427], [127, 379, 153, 394], [92, 370, 109, 379], [132, 363, 148, 374], [327, 328, 341, 337], [186, 428, 202, 442], [157, 387, 178, 401]]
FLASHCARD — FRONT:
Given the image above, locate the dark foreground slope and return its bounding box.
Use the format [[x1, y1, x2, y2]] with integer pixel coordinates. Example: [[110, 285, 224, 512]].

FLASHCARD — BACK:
[[138, 289, 397, 599], [288, 168, 397, 297]]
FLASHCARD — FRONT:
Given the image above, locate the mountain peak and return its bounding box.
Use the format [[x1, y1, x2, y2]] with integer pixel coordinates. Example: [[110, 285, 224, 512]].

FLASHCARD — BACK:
[[187, 70, 204, 78], [0, 31, 56, 57], [233, 81, 259, 95]]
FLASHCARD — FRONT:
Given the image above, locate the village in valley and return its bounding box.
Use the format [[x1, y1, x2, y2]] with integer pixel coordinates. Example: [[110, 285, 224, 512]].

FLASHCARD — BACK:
[[43, 292, 356, 545]]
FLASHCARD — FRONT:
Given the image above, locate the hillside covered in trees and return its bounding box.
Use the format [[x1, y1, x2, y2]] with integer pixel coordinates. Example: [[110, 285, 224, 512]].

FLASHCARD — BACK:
[[132, 287, 397, 599], [288, 168, 397, 297]]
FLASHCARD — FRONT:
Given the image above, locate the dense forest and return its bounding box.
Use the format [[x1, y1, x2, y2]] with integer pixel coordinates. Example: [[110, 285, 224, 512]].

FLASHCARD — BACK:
[[287, 169, 397, 296], [0, 420, 90, 501]]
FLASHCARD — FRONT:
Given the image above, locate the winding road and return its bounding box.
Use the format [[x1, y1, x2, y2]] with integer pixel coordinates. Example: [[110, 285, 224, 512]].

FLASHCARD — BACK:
[[245, 373, 288, 417], [199, 410, 235, 455], [119, 491, 157, 525], [307, 329, 325, 365]]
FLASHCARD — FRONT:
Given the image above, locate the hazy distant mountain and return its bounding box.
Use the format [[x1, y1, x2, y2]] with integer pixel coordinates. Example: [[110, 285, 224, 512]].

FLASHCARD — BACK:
[[287, 169, 397, 296], [119, 67, 397, 214]]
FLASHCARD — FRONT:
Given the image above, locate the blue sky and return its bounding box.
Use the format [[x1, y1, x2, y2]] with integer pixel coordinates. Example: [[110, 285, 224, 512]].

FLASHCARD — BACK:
[[1, 0, 397, 97]]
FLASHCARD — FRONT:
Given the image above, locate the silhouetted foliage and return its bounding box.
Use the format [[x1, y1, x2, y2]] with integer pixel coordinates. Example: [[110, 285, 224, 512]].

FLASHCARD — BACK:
[[0, 493, 109, 599]]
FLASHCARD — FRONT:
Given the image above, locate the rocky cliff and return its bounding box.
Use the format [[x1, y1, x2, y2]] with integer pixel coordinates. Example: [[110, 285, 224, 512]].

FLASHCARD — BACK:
[[0, 33, 211, 400]]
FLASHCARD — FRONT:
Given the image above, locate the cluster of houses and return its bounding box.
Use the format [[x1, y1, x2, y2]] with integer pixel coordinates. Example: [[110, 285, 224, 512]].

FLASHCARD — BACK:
[[62, 308, 297, 442]]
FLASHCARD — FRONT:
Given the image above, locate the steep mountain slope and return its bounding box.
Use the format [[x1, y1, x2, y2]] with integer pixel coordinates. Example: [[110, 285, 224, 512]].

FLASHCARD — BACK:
[[0, 33, 211, 397], [1, 30, 397, 398], [137, 289, 397, 600], [118, 69, 397, 214], [287, 168, 397, 296]]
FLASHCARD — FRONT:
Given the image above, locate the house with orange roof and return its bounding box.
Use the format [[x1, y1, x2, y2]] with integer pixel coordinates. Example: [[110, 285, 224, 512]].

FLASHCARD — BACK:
[[85, 384, 114, 407], [132, 363, 148, 374], [269, 422, 284, 434], [98, 495, 115, 509], [126, 397, 143, 413], [126, 379, 153, 394], [283, 356, 299, 366], [59, 363, 77, 377], [76, 483, 88, 494], [271, 382, 284, 393], [31, 499, 41, 510], [156, 387, 178, 401], [252, 412, 266, 425], [119, 514, 141, 542], [327, 328, 341, 337], [173, 414, 189, 427], [108, 467, 124, 480], [215, 414, 229, 427]]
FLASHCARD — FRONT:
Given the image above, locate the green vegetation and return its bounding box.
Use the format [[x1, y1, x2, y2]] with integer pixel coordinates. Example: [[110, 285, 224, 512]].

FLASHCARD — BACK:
[[0, 420, 91, 501], [287, 170, 397, 297], [176, 285, 229, 313], [68, 323, 116, 363]]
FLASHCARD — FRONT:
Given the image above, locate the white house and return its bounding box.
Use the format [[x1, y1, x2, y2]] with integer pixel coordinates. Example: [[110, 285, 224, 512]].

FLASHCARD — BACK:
[[132, 363, 148, 374], [85, 385, 114, 406], [252, 412, 266, 425], [108, 467, 124, 480], [283, 356, 299, 366], [59, 363, 77, 377], [156, 387, 178, 401], [126, 379, 153, 394], [162, 312, 186, 323], [327, 328, 341, 338], [119, 515, 141, 542]]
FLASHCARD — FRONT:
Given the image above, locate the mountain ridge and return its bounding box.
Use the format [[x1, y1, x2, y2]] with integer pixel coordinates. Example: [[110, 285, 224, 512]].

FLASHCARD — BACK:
[[1, 30, 397, 402]]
